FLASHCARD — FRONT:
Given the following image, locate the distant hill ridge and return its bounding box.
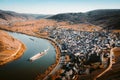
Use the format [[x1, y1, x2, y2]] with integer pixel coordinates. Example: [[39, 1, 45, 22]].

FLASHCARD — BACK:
[[0, 9, 120, 30], [48, 9, 120, 30], [0, 10, 50, 23]]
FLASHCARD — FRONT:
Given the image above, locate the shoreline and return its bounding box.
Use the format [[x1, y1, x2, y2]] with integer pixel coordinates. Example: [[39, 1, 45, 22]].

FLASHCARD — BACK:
[[0, 31, 26, 66], [28, 34, 61, 80], [0, 30, 61, 80], [13, 33, 61, 80], [35, 37, 61, 80]]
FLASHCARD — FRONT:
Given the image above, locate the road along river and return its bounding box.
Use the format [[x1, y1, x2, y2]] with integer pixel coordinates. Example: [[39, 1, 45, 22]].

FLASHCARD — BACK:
[[0, 32, 56, 80]]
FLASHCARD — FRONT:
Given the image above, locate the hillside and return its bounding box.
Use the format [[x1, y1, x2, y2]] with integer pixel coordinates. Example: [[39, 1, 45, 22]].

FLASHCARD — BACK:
[[0, 10, 50, 24], [48, 9, 120, 30], [0, 9, 120, 30], [48, 13, 86, 23], [0, 30, 26, 65]]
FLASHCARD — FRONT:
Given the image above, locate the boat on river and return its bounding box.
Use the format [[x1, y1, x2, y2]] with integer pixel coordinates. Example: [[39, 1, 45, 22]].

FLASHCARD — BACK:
[[29, 47, 49, 62]]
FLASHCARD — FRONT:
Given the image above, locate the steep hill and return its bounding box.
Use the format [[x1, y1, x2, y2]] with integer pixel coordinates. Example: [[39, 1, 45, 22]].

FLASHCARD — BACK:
[[0, 9, 120, 30], [86, 9, 120, 29], [48, 13, 86, 23], [48, 9, 120, 30], [0, 10, 50, 24]]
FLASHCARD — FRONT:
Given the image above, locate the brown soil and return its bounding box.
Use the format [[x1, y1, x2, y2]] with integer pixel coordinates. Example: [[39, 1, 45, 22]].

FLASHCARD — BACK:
[[0, 19, 102, 35], [0, 30, 26, 66]]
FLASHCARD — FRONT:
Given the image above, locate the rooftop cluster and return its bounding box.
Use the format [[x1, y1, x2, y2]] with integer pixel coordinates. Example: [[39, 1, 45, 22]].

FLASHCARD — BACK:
[[42, 26, 120, 80]]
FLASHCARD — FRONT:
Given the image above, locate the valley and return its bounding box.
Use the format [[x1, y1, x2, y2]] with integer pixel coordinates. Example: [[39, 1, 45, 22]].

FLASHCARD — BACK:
[[0, 9, 120, 80]]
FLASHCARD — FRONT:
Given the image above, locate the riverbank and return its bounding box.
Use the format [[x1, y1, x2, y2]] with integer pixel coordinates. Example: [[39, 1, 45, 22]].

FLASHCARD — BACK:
[[12, 31, 61, 80], [35, 37, 60, 80], [17, 33, 61, 80], [0, 30, 26, 66], [0, 29, 61, 80], [30, 34, 61, 80]]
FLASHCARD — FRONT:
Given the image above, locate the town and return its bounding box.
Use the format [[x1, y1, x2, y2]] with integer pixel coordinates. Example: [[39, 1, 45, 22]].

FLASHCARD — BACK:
[[42, 26, 120, 80]]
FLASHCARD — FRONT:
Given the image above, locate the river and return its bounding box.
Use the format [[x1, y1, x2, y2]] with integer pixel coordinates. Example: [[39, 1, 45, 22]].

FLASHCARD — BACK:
[[0, 32, 56, 80]]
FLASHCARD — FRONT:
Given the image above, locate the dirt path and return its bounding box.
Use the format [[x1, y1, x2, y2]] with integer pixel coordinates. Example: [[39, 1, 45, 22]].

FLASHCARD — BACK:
[[96, 49, 114, 79]]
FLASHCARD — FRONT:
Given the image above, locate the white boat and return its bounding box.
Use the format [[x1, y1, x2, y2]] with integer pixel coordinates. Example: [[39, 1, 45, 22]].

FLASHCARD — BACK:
[[29, 47, 49, 62]]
